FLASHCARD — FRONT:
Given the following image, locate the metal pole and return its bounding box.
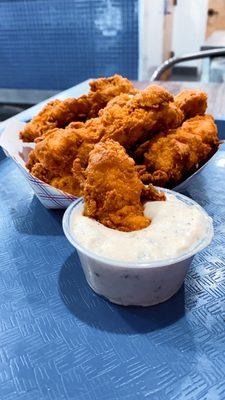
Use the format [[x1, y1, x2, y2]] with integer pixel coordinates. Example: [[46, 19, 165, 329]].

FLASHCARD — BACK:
[[150, 48, 225, 81]]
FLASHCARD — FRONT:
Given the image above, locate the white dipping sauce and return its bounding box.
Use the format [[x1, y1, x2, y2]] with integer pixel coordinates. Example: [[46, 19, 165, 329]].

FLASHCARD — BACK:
[[70, 194, 211, 263]]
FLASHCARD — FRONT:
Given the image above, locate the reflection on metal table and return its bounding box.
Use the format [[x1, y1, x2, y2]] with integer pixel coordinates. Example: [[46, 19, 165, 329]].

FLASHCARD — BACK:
[[0, 81, 225, 400]]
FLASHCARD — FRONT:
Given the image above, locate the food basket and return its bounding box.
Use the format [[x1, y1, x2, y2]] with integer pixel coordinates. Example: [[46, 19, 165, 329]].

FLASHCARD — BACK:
[[0, 119, 223, 209]]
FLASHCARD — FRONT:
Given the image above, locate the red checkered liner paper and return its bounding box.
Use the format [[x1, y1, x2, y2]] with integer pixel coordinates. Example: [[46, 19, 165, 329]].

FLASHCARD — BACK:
[[0, 120, 79, 209]]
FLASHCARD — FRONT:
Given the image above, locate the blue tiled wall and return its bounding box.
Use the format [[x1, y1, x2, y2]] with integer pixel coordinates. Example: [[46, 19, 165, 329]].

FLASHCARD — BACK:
[[0, 0, 138, 90]]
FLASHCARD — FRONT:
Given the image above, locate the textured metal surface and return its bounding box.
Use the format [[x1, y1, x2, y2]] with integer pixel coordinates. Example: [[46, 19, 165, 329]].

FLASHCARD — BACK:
[[1, 148, 225, 399]]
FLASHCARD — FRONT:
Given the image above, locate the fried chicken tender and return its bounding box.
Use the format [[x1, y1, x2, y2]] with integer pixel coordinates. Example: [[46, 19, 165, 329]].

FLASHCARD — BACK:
[[87, 75, 137, 117], [26, 85, 184, 195], [135, 115, 219, 187], [20, 98, 90, 143], [20, 75, 136, 142], [26, 119, 102, 196], [175, 90, 207, 119], [99, 85, 184, 147], [83, 140, 165, 232]]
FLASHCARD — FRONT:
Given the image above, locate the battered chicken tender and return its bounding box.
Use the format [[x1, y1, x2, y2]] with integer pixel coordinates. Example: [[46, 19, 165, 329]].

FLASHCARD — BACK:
[[181, 114, 219, 146], [87, 75, 137, 118], [26, 119, 102, 196], [51, 169, 85, 197], [26, 83, 215, 196], [99, 85, 184, 147], [135, 115, 219, 187], [83, 140, 165, 232], [26, 85, 184, 194], [20, 75, 136, 142], [31, 160, 86, 197], [175, 90, 207, 119]]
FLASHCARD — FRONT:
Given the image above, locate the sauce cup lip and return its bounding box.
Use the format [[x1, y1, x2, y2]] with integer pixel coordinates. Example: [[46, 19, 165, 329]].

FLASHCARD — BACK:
[[62, 188, 214, 269]]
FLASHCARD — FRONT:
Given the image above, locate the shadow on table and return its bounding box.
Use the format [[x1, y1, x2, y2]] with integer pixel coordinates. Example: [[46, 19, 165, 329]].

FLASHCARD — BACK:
[[177, 175, 210, 205], [13, 196, 64, 236], [58, 252, 186, 334]]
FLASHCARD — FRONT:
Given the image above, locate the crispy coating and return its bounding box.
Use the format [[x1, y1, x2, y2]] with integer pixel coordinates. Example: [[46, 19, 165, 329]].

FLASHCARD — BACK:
[[26, 85, 184, 194], [181, 114, 219, 146], [20, 75, 136, 142], [87, 75, 137, 118], [20, 98, 90, 143], [99, 85, 184, 147], [26, 119, 102, 196], [135, 115, 219, 187], [25, 82, 216, 196], [83, 140, 165, 232], [141, 184, 166, 202], [50, 171, 85, 197], [175, 90, 207, 119]]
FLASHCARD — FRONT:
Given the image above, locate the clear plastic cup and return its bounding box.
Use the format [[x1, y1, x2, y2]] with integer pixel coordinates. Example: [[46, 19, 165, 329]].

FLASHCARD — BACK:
[[62, 189, 213, 306]]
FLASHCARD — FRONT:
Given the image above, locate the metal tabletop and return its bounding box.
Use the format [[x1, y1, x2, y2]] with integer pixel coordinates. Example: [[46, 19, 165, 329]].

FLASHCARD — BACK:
[[1, 82, 225, 400]]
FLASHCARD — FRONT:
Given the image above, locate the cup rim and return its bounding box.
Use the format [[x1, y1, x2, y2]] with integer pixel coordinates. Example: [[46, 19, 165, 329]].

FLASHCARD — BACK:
[[62, 188, 214, 268]]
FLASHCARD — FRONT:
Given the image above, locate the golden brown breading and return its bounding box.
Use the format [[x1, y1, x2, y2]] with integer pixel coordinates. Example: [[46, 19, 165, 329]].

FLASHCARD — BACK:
[[87, 75, 137, 117], [135, 115, 219, 187], [99, 85, 184, 147], [26, 119, 101, 195], [175, 90, 207, 119], [26, 85, 184, 195], [20, 75, 136, 142], [141, 184, 166, 202], [83, 140, 165, 232], [181, 115, 219, 146], [20, 98, 90, 143], [50, 173, 85, 197]]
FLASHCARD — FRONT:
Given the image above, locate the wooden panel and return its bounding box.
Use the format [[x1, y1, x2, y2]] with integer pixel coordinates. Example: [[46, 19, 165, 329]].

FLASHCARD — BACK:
[[207, 0, 225, 37], [162, 0, 175, 80], [163, 0, 175, 61]]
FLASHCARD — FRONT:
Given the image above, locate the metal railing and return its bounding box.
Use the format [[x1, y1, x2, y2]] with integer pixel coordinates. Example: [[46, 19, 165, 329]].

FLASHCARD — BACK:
[[150, 48, 225, 81]]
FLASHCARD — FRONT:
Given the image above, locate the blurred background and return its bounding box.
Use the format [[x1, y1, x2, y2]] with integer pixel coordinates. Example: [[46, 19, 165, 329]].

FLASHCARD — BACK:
[[1, 0, 225, 119]]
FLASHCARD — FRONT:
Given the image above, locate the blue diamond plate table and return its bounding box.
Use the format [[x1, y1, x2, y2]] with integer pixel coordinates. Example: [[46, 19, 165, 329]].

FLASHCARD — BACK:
[[0, 81, 225, 400]]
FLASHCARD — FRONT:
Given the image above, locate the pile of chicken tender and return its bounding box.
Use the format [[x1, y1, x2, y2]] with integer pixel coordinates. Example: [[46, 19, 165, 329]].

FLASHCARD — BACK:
[[19, 75, 219, 231]]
